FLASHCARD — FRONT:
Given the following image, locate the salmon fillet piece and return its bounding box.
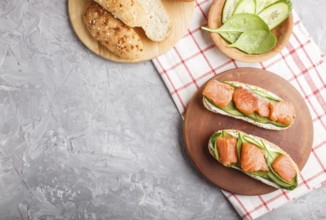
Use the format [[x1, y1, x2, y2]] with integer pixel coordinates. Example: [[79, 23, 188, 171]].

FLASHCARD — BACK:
[[272, 155, 296, 183], [216, 136, 238, 166], [257, 98, 270, 117], [269, 101, 296, 125], [233, 87, 258, 115], [241, 143, 269, 172], [202, 80, 234, 108]]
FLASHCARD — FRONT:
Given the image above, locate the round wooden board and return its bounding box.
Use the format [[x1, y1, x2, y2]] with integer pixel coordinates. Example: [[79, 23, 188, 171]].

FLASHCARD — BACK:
[[68, 0, 195, 63], [183, 68, 313, 195], [208, 0, 293, 63]]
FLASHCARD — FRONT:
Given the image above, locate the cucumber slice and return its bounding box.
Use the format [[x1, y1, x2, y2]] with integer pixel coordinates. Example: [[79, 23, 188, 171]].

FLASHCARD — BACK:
[[242, 135, 263, 149], [204, 97, 289, 128], [222, 102, 245, 117], [267, 172, 297, 190], [255, 0, 279, 14], [222, 0, 241, 23], [236, 132, 243, 161], [233, 0, 256, 15], [258, 1, 292, 30], [250, 88, 282, 102], [210, 132, 222, 160], [249, 171, 269, 178]]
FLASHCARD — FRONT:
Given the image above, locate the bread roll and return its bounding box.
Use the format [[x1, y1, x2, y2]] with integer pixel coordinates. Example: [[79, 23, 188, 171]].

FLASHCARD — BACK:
[[93, 0, 146, 27], [138, 0, 171, 42], [83, 1, 143, 60]]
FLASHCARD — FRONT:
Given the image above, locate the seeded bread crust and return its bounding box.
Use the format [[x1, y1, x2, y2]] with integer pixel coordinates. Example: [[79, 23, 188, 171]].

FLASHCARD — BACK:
[[83, 1, 143, 60], [93, 0, 146, 27]]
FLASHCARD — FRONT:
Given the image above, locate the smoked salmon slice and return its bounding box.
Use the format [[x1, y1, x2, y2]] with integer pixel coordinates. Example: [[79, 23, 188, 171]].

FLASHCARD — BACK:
[[257, 98, 270, 117], [269, 101, 296, 125], [241, 143, 269, 172], [216, 136, 238, 166], [202, 80, 234, 108], [272, 155, 296, 183], [233, 87, 258, 115]]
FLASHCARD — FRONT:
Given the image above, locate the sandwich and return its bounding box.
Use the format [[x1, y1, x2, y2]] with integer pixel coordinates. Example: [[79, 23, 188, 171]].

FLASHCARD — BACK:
[[202, 79, 296, 130], [208, 129, 299, 190]]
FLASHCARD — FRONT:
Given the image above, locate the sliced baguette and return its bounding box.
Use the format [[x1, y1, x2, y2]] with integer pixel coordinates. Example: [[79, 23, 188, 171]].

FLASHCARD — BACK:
[[203, 81, 295, 130], [83, 1, 143, 60], [138, 0, 172, 42], [93, 0, 146, 27], [208, 129, 300, 190]]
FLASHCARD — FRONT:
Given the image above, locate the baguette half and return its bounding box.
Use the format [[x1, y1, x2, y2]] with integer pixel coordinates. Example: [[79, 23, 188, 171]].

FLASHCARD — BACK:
[[208, 129, 300, 190], [93, 0, 146, 27], [138, 0, 171, 42], [83, 1, 143, 60], [203, 81, 295, 130]]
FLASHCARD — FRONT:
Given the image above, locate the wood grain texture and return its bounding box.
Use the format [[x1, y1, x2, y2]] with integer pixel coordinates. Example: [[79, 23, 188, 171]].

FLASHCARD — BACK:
[[183, 68, 313, 195], [208, 0, 293, 63], [68, 0, 195, 63]]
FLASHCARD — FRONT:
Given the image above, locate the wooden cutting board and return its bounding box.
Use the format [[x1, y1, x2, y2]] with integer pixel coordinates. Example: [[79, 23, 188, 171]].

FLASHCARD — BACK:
[[183, 68, 313, 195], [68, 0, 195, 63]]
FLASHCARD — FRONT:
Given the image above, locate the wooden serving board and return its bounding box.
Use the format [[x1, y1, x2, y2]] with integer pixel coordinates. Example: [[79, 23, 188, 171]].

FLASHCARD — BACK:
[[68, 0, 195, 63], [183, 68, 313, 195]]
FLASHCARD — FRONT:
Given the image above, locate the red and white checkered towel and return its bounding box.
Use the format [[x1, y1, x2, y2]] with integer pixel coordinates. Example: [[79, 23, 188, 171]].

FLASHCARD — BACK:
[[153, 0, 326, 219]]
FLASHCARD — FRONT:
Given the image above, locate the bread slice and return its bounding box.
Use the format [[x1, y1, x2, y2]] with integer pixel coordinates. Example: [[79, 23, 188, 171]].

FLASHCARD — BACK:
[[138, 0, 172, 42], [93, 0, 146, 27], [83, 1, 143, 60]]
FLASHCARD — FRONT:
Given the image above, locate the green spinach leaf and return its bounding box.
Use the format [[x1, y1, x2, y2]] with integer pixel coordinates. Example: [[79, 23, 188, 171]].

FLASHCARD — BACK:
[[202, 14, 269, 43], [229, 30, 277, 54]]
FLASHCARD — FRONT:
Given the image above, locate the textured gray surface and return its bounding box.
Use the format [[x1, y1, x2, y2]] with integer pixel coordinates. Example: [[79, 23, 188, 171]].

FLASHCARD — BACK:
[[0, 0, 325, 219]]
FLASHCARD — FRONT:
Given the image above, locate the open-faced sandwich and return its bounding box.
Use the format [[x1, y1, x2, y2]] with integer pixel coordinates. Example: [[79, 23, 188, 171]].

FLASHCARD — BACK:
[[202, 80, 296, 130], [208, 129, 299, 190]]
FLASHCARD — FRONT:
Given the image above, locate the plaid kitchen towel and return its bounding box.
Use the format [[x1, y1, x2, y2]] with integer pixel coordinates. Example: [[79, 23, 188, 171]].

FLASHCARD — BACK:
[[152, 0, 326, 219]]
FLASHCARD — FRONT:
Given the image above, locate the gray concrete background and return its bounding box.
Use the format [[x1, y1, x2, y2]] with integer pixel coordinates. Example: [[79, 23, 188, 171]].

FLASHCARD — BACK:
[[0, 0, 325, 219]]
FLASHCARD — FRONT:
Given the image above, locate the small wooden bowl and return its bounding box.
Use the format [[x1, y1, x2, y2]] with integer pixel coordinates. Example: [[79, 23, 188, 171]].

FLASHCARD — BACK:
[[208, 0, 293, 63]]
